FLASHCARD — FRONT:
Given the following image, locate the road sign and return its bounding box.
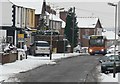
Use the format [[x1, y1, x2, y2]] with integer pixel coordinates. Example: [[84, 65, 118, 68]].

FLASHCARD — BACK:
[[18, 34, 24, 42]]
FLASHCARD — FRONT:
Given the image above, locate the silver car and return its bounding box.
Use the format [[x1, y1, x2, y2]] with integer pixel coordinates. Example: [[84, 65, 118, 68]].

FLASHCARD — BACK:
[[30, 41, 50, 56]]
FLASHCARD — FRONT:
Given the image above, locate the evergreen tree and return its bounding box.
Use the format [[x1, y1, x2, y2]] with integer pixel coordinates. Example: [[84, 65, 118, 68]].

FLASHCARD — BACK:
[[64, 7, 79, 51]]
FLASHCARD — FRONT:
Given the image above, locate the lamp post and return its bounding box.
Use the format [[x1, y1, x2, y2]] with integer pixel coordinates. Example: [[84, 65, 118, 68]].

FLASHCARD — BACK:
[[50, 9, 53, 60], [63, 37, 67, 56], [108, 2, 117, 78], [72, 7, 75, 53], [49, 5, 64, 60]]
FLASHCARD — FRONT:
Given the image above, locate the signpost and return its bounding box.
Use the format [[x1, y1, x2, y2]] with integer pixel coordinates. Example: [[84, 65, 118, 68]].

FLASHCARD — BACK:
[[18, 34, 24, 48]]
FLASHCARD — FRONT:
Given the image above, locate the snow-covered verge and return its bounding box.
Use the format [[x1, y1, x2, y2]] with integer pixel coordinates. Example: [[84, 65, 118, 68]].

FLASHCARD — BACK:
[[97, 65, 119, 83], [0, 53, 80, 82], [97, 53, 120, 84], [0, 52, 120, 83]]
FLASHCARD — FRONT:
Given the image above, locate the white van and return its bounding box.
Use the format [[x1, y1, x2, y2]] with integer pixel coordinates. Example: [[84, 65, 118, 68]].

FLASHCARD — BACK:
[[30, 41, 50, 56]]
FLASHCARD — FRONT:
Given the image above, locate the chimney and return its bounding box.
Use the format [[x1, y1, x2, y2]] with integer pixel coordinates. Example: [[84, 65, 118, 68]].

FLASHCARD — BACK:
[[60, 11, 68, 22], [41, 0, 46, 14]]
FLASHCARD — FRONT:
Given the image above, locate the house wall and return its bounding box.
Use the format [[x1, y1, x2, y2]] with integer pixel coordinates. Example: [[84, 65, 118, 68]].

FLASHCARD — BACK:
[[60, 11, 67, 22], [78, 19, 102, 47], [49, 20, 62, 30], [79, 28, 95, 47], [15, 6, 35, 28], [35, 14, 40, 28], [118, 1, 120, 34], [15, 6, 22, 28], [118, 1, 120, 52], [28, 9, 35, 28], [0, 1, 12, 26], [94, 20, 102, 35], [59, 28, 64, 35]]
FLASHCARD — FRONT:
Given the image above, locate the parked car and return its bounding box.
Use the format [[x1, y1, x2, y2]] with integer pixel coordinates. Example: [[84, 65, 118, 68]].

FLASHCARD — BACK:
[[73, 45, 82, 53], [107, 45, 118, 54], [99, 54, 120, 73], [29, 41, 50, 56]]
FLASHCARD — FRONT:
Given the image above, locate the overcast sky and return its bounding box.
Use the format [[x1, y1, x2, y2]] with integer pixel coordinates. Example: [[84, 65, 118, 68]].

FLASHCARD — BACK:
[[7, 0, 120, 29]]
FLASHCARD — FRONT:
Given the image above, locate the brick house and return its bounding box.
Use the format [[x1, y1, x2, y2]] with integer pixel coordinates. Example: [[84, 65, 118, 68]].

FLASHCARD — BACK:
[[59, 11, 103, 47], [77, 17, 103, 47]]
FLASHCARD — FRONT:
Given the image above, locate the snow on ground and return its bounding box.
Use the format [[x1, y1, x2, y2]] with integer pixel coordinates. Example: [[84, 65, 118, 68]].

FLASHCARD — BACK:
[[0, 53, 80, 82], [97, 65, 119, 82], [100, 73, 118, 82], [0, 52, 120, 83], [97, 53, 120, 83]]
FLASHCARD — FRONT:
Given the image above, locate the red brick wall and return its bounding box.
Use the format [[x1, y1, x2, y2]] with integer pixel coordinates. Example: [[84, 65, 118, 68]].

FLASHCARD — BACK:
[[35, 14, 40, 28], [60, 11, 67, 22], [79, 28, 95, 47]]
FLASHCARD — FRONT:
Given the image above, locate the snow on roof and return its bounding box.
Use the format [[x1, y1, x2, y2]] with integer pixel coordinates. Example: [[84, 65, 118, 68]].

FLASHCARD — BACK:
[[45, 11, 50, 15], [9, 0, 44, 14], [62, 20, 65, 28], [102, 30, 118, 40], [49, 14, 62, 22], [77, 17, 99, 28]]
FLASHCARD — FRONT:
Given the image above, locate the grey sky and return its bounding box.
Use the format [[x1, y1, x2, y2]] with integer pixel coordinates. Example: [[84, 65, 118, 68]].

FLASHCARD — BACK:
[[9, 0, 120, 29], [51, 2, 116, 29]]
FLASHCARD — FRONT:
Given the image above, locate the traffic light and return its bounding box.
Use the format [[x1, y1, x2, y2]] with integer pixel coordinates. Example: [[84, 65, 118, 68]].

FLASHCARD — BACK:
[[12, 5, 16, 27]]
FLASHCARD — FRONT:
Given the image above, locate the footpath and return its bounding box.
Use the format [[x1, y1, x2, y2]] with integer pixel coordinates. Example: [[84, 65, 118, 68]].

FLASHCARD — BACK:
[[0, 53, 81, 82]]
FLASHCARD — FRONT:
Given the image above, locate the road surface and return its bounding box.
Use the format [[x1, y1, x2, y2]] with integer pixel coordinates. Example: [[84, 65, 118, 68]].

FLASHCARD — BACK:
[[13, 55, 101, 82]]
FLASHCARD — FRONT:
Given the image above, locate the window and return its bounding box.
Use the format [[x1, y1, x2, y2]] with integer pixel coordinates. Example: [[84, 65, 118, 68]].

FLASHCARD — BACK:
[[7, 36, 13, 43]]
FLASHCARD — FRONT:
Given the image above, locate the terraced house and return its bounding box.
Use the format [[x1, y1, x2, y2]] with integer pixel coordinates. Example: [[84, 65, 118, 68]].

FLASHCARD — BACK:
[[0, 0, 35, 48]]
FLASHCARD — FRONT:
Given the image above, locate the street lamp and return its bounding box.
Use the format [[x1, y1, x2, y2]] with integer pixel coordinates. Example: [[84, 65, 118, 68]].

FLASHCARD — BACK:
[[108, 2, 117, 78], [63, 37, 67, 56], [49, 5, 64, 60], [50, 10, 53, 60]]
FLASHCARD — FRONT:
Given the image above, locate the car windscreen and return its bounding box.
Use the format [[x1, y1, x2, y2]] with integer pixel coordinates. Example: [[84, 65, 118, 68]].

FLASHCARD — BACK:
[[108, 55, 120, 61], [89, 39, 104, 46], [36, 43, 49, 47]]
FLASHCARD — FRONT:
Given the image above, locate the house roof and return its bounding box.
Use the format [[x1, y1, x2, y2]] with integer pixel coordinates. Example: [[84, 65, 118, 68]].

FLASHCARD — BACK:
[[9, 0, 43, 14], [62, 20, 65, 28], [49, 13, 65, 28], [49, 14, 63, 22], [77, 17, 99, 28], [102, 30, 118, 40]]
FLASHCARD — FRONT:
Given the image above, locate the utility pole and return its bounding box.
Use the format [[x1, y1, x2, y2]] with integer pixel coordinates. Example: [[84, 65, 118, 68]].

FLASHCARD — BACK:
[[72, 7, 75, 52], [50, 5, 54, 60], [108, 2, 117, 78]]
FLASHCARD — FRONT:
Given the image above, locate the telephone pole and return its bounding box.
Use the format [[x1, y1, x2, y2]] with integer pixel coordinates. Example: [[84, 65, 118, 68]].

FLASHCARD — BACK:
[[72, 7, 75, 52]]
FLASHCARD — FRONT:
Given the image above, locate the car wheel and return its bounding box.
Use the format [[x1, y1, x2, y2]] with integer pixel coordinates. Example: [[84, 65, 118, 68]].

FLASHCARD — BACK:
[[103, 54, 106, 55], [101, 67, 106, 73], [90, 53, 94, 55], [47, 54, 49, 57], [76, 50, 80, 53], [101, 70, 105, 73]]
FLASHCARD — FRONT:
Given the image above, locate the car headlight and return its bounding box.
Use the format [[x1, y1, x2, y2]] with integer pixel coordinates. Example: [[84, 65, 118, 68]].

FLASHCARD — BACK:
[[116, 63, 120, 67], [101, 49, 104, 51], [102, 64, 106, 67], [116, 64, 119, 67], [89, 49, 92, 52]]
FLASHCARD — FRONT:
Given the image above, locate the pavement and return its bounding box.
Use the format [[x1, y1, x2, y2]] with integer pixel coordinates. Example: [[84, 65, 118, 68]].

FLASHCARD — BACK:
[[0, 53, 82, 82]]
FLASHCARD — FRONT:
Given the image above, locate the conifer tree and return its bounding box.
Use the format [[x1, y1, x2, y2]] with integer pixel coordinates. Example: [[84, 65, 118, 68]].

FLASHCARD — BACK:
[[64, 7, 79, 52]]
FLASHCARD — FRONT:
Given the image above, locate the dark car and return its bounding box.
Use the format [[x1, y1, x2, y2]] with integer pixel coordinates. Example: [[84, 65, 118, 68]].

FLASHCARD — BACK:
[[100, 54, 120, 73]]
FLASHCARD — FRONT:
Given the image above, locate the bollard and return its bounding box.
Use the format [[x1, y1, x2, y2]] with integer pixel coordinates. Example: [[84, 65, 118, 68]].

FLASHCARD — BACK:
[[20, 55, 22, 60]]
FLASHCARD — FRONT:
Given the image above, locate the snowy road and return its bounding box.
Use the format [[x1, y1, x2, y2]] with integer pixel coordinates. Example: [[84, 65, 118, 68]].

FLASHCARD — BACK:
[[0, 53, 120, 83]]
